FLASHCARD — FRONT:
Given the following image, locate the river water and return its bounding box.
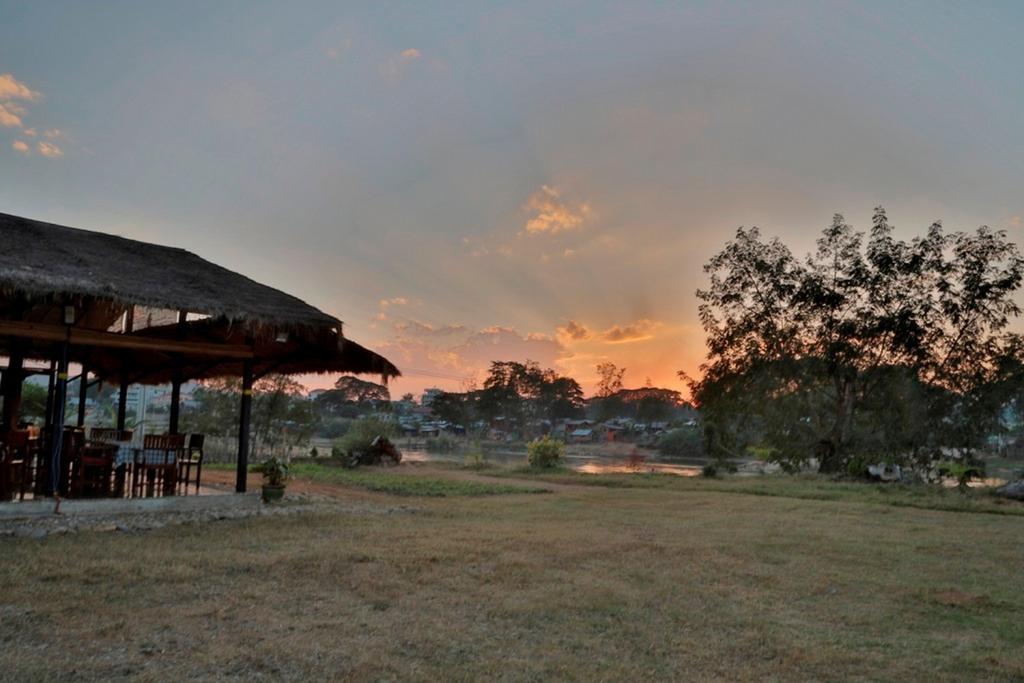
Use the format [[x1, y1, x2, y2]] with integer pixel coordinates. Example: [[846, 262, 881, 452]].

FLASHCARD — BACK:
[[399, 446, 706, 476]]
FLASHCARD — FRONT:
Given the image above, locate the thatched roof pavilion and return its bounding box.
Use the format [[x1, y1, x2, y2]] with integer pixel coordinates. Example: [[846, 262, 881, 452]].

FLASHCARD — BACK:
[[0, 211, 399, 494]]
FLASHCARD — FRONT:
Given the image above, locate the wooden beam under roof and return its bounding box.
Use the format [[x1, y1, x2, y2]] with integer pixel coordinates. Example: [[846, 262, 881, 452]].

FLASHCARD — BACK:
[[0, 320, 254, 359]]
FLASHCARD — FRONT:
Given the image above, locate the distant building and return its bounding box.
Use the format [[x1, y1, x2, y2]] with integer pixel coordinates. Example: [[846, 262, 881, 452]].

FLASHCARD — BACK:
[[421, 388, 443, 407], [570, 428, 597, 443]]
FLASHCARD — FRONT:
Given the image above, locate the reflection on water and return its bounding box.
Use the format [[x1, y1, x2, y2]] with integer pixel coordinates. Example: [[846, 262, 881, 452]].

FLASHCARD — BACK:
[[575, 461, 701, 476], [401, 448, 704, 477]]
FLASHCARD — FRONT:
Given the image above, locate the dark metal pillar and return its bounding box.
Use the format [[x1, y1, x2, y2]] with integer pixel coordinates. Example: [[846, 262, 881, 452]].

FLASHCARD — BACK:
[[117, 381, 129, 431], [116, 307, 134, 432], [168, 310, 187, 434], [235, 359, 253, 493], [43, 360, 56, 429]]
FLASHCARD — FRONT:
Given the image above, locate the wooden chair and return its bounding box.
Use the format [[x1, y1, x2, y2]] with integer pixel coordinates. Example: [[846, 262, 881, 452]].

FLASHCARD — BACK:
[[177, 434, 205, 494], [132, 434, 184, 497], [90, 429, 134, 497], [0, 430, 33, 501], [70, 442, 116, 498]]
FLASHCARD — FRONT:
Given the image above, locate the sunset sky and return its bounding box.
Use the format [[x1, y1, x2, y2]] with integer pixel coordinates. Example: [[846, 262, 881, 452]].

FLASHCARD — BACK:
[[2, 1, 1023, 398]]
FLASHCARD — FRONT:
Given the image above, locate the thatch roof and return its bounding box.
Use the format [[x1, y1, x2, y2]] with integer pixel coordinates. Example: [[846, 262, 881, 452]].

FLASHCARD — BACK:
[[100, 318, 400, 383], [0, 212, 337, 328], [0, 211, 400, 383]]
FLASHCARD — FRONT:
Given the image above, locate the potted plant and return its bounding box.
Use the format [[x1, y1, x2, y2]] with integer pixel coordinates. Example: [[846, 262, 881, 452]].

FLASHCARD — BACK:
[[253, 456, 290, 503]]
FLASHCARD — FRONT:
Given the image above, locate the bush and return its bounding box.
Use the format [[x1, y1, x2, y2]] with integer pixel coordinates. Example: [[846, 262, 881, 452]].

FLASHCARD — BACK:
[[527, 435, 564, 468], [332, 417, 397, 458], [656, 428, 704, 457], [701, 463, 718, 478], [425, 432, 460, 453], [253, 456, 290, 486], [937, 460, 985, 493]]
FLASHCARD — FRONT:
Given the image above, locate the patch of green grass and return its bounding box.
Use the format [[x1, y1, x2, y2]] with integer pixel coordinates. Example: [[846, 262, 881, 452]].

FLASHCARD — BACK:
[[486, 468, 1024, 515], [288, 462, 547, 497]]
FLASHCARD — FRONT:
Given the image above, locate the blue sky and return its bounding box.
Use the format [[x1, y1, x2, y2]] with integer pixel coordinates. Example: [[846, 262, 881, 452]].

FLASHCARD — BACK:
[[2, 1, 1023, 396]]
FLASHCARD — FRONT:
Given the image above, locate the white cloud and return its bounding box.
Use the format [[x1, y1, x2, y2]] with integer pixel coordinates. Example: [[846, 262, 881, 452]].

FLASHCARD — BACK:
[[379, 48, 423, 80], [325, 35, 354, 61]]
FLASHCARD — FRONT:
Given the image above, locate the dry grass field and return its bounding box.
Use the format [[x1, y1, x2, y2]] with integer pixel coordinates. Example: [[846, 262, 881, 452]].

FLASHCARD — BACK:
[[1, 466, 1022, 681]]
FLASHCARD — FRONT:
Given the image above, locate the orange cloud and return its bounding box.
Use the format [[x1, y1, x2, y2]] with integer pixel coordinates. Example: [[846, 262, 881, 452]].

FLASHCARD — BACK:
[[557, 319, 592, 342], [36, 141, 63, 158], [0, 103, 23, 128], [523, 185, 591, 235], [602, 318, 660, 343], [0, 73, 40, 101], [11, 140, 29, 155]]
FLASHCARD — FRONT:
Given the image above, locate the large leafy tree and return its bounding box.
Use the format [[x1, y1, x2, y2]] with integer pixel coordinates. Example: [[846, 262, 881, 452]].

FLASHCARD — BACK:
[[181, 374, 316, 459], [691, 208, 1024, 472], [316, 375, 391, 414]]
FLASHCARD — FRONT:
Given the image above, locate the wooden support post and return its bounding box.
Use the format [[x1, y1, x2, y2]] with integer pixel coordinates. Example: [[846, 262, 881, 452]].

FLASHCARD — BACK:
[[168, 310, 187, 435], [77, 365, 89, 427], [236, 359, 253, 493], [1, 346, 24, 432]]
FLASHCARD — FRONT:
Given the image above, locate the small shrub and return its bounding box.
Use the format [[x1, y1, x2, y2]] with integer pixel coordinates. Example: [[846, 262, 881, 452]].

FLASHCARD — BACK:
[[309, 446, 319, 458], [253, 456, 290, 486], [332, 417, 397, 458], [527, 435, 564, 468], [702, 463, 718, 478], [937, 460, 985, 493], [464, 449, 488, 469]]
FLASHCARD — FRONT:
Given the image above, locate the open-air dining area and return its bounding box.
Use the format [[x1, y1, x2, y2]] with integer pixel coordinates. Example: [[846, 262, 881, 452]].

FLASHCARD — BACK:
[[1, 427, 207, 502], [0, 211, 399, 507]]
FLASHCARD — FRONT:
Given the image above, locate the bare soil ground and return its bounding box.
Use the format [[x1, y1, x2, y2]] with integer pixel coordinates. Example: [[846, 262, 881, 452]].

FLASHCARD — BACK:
[[2, 465, 1022, 681]]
